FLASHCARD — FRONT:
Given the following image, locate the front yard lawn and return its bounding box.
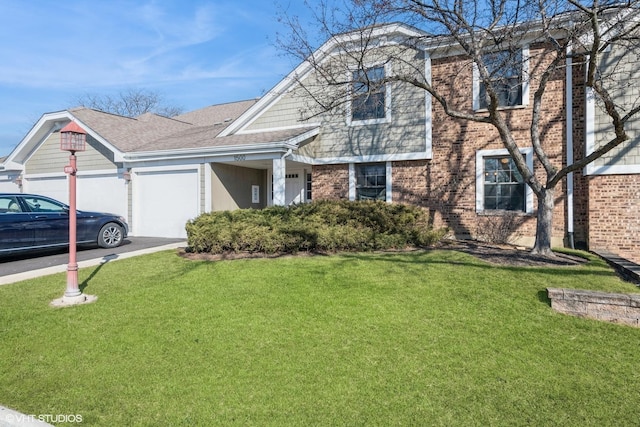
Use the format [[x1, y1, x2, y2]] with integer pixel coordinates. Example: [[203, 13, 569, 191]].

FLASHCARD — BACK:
[[1, 249, 639, 426]]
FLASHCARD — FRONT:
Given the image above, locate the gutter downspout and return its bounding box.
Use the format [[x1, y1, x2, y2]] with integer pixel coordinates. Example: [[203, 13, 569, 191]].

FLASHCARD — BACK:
[[566, 47, 575, 249]]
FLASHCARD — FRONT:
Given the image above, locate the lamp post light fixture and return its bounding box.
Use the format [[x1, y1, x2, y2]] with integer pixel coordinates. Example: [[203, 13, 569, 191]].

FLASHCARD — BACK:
[[51, 120, 96, 307]]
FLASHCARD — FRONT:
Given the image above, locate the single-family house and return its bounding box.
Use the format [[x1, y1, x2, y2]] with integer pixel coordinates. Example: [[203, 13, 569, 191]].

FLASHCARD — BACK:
[[1, 17, 638, 264]]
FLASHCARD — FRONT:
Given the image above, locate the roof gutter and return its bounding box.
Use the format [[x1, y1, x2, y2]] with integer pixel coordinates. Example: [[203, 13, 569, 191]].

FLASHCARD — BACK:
[[121, 141, 300, 163], [122, 127, 319, 163]]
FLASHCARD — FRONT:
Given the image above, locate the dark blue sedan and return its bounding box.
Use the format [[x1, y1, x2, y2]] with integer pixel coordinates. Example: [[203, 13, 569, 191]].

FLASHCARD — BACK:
[[0, 193, 128, 256]]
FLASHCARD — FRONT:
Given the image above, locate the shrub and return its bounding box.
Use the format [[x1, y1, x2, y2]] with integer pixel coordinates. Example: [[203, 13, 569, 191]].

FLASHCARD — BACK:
[[475, 211, 524, 245], [186, 200, 446, 254]]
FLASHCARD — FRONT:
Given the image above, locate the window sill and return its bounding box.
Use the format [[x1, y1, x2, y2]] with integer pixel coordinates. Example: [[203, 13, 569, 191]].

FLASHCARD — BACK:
[[473, 104, 528, 114], [348, 117, 390, 127], [477, 209, 532, 217]]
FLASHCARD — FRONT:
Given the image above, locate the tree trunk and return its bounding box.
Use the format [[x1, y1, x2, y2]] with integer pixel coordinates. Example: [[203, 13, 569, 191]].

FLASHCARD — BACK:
[[532, 187, 555, 256]]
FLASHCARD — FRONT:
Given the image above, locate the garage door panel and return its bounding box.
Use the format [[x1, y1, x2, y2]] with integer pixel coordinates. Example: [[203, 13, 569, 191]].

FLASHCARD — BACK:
[[26, 174, 126, 218], [78, 174, 126, 216], [134, 169, 199, 238], [25, 177, 68, 202], [0, 178, 20, 193]]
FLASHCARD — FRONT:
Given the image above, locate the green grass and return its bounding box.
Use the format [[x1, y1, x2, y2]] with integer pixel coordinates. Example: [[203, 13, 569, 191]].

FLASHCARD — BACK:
[[1, 249, 639, 426]]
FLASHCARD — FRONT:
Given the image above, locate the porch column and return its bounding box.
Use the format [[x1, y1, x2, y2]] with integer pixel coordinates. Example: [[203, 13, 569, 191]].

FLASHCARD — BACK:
[[272, 157, 286, 206]]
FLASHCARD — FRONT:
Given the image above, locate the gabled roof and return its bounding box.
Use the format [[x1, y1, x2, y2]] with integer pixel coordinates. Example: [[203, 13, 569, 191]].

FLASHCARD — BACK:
[[2, 23, 421, 167], [218, 22, 429, 137]]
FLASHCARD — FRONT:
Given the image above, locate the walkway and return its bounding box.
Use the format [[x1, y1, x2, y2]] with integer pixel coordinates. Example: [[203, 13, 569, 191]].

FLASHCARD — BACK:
[[593, 250, 640, 285]]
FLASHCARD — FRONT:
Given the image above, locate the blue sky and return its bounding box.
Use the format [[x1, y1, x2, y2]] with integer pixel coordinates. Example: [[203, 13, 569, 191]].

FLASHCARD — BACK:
[[0, 0, 313, 156]]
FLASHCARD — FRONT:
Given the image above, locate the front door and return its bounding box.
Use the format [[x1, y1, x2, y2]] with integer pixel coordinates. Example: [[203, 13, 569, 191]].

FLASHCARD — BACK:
[[285, 172, 305, 205]]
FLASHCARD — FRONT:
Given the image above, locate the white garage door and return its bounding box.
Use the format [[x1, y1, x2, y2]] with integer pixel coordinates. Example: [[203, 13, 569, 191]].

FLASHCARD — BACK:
[[0, 176, 20, 193], [134, 169, 199, 238], [78, 174, 126, 217], [25, 176, 68, 202], [25, 174, 126, 217]]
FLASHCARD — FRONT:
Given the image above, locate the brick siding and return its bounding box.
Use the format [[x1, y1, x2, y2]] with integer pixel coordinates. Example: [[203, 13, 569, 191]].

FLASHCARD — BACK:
[[587, 174, 640, 264], [312, 164, 349, 200]]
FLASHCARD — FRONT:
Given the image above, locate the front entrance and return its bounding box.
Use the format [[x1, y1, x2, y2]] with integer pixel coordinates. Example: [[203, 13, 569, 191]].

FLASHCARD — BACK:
[[285, 172, 305, 205]]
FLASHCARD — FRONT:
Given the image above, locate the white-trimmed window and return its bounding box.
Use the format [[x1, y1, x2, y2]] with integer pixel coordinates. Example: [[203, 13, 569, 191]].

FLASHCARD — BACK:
[[305, 172, 312, 201], [349, 65, 389, 124], [476, 148, 533, 214], [473, 47, 529, 110], [349, 162, 392, 202]]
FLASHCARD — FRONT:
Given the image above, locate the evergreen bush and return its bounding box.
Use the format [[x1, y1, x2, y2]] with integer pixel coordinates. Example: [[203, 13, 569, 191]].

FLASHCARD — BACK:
[[186, 200, 446, 254]]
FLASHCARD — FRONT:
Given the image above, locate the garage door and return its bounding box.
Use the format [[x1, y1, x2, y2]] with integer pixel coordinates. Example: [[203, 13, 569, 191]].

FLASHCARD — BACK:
[[25, 176, 67, 202], [26, 174, 126, 217], [0, 176, 20, 193], [78, 174, 126, 217], [133, 169, 199, 238]]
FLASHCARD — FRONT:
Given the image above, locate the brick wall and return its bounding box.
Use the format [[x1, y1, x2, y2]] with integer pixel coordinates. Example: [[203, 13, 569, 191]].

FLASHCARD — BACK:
[[307, 41, 640, 260], [312, 164, 349, 200], [587, 174, 640, 264], [422, 45, 568, 244], [421, 46, 640, 254]]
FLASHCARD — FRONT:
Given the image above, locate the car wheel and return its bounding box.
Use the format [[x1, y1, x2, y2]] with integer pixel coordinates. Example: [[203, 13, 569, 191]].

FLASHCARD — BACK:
[[98, 223, 124, 248]]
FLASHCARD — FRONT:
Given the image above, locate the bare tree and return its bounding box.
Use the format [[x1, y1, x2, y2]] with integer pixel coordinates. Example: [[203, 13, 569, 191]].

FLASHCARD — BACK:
[[277, 0, 640, 255], [73, 88, 183, 118]]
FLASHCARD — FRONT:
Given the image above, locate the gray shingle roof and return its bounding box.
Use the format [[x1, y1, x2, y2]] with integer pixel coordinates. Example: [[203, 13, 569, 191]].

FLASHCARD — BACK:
[[141, 126, 319, 152], [69, 98, 268, 154], [173, 99, 258, 127], [70, 108, 192, 152]]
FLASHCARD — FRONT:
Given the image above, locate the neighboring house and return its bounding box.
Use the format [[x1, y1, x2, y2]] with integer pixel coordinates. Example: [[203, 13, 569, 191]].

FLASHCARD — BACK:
[[0, 21, 638, 264]]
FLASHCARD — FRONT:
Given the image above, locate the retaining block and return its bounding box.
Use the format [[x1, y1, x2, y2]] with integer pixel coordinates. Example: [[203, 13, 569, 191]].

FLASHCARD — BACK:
[[547, 288, 640, 327]]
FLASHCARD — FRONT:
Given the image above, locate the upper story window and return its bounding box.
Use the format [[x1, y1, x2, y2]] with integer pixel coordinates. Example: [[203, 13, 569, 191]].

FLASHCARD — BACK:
[[351, 66, 387, 123], [474, 47, 529, 110]]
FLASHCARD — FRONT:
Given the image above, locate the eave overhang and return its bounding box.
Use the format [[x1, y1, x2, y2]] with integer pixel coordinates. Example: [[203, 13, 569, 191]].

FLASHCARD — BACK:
[[121, 127, 320, 164]]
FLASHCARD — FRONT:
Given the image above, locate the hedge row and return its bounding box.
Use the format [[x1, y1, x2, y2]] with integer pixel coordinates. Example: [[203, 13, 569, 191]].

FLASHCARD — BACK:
[[185, 200, 446, 255]]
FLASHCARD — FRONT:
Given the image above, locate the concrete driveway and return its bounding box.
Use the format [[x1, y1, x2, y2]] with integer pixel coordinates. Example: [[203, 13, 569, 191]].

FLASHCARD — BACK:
[[0, 237, 186, 285]]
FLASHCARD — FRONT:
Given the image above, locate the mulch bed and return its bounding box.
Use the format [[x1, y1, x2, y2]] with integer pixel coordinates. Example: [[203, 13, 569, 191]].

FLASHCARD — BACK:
[[438, 240, 587, 267]]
